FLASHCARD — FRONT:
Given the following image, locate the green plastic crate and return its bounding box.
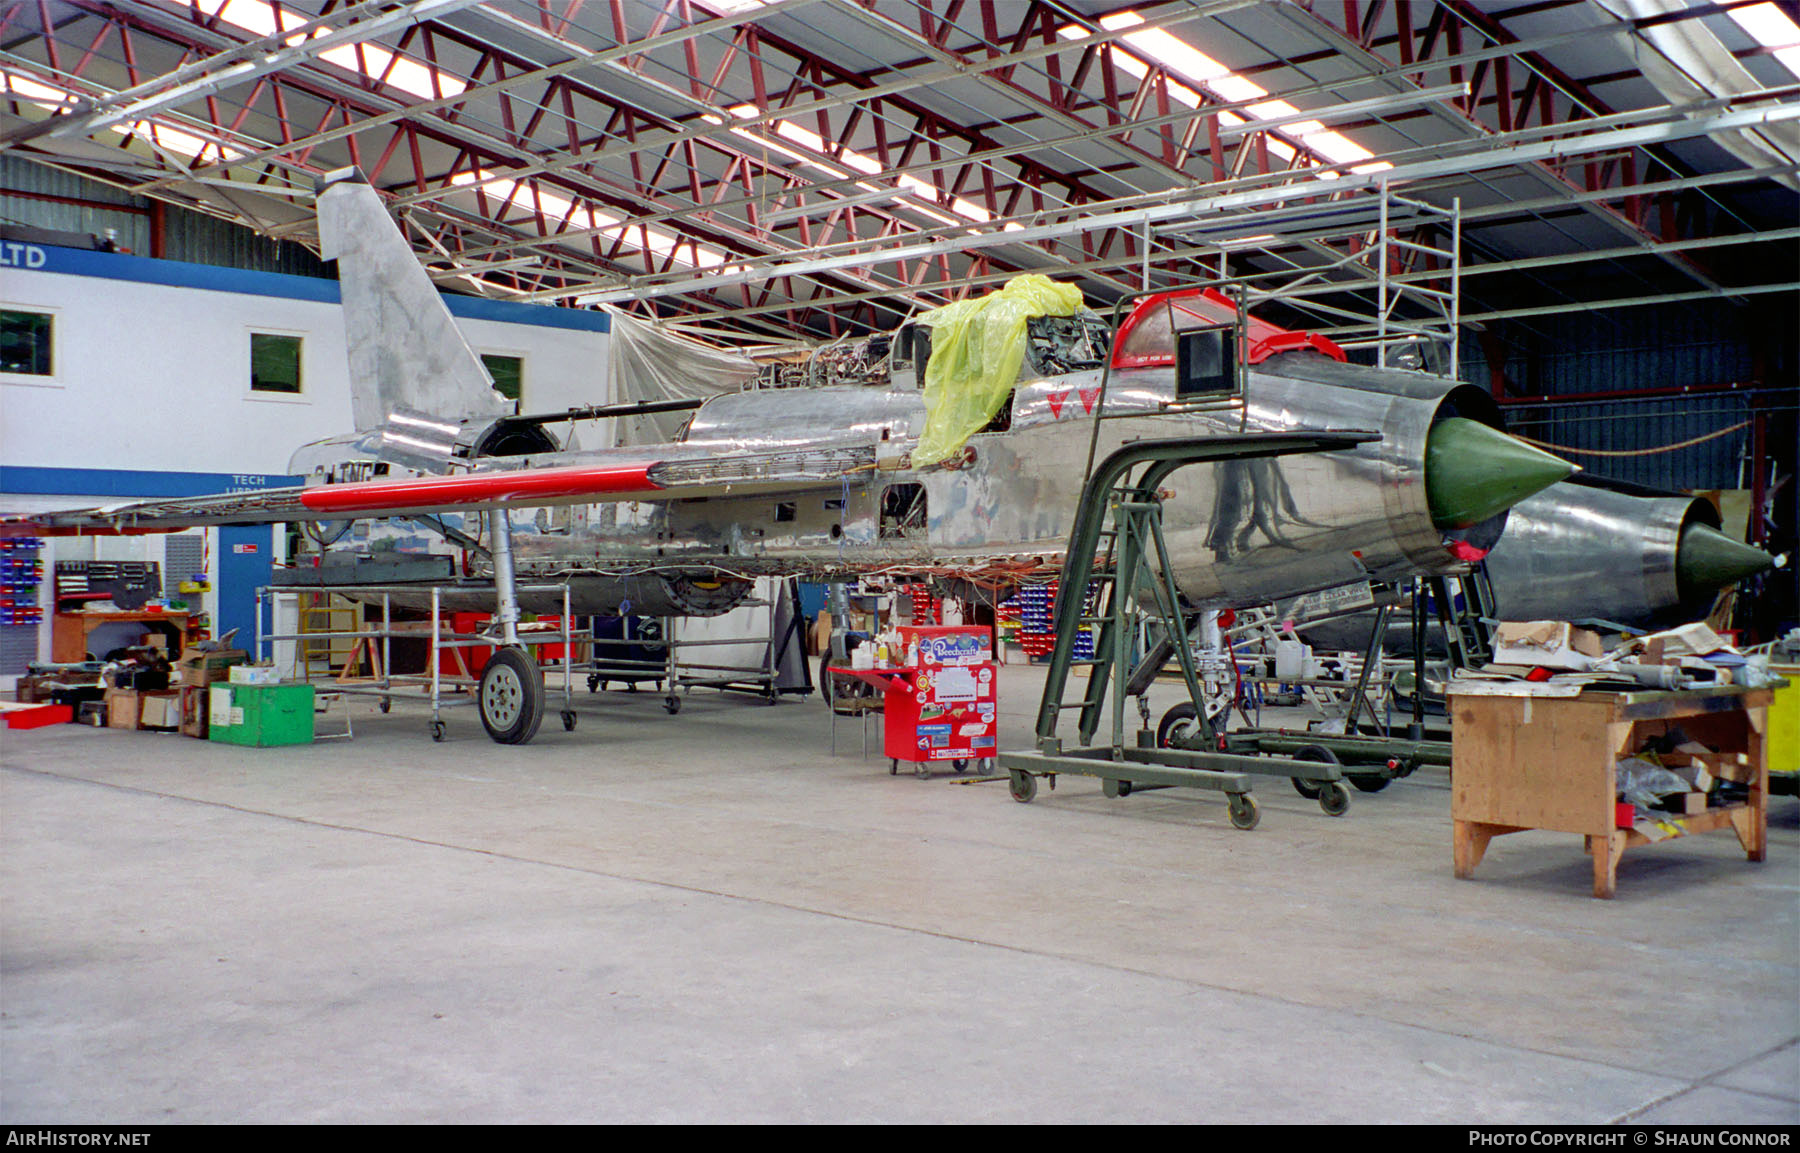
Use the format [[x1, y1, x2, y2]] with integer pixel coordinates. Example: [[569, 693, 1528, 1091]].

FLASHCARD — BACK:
[[208, 683, 314, 747]]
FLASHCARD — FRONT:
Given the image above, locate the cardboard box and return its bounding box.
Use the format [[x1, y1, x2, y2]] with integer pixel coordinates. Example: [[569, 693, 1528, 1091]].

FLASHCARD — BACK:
[[178, 684, 209, 738], [177, 647, 248, 688], [104, 687, 140, 730], [1492, 621, 1604, 671], [139, 691, 180, 731]]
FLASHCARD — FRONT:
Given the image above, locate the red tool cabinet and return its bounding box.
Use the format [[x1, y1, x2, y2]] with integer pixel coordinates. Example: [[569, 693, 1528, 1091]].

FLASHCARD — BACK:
[[833, 625, 998, 778]]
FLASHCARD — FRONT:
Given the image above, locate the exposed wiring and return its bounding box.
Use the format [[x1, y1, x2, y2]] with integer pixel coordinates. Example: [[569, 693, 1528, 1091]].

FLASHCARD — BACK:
[[1514, 419, 1753, 457]]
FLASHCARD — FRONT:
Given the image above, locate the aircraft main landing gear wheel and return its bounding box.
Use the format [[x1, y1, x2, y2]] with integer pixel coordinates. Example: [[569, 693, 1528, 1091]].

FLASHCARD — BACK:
[[1228, 793, 1260, 830], [1009, 771, 1038, 803], [478, 647, 545, 745]]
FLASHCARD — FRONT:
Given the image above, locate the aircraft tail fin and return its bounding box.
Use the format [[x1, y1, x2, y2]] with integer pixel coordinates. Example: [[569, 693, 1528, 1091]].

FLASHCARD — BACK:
[[316, 167, 507, 432]]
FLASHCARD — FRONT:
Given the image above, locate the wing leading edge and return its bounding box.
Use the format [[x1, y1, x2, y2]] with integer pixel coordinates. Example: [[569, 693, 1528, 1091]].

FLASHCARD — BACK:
[[1, 446, 877, 537]]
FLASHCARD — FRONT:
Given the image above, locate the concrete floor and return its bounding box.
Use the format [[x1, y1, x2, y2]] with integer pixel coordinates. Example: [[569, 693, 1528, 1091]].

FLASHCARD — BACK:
[[2, 662, 1795, 1124]]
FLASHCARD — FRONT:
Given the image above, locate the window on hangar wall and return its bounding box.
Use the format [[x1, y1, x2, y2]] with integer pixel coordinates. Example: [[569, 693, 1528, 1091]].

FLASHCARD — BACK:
[[250, 332, 303, 393], [1, 309, 54, 376], [482, 353, 523, 404]]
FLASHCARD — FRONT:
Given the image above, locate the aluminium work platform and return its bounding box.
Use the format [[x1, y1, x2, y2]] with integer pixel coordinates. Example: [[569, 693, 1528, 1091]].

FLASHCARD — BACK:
[[256, 581, 579, 741]]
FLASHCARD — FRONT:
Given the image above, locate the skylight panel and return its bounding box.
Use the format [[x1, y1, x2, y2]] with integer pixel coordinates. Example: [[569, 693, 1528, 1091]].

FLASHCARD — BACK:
[[1061, 12, 1386, 170], [451, 170, 728, 270], [728, 106, 996, 225], [1728, 2, 1800, 77], [179, 0, 467, 100]]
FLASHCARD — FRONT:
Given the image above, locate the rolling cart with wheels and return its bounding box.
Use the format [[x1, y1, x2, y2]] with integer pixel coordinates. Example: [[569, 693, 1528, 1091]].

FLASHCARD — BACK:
[[995, 431, 1378, 829]]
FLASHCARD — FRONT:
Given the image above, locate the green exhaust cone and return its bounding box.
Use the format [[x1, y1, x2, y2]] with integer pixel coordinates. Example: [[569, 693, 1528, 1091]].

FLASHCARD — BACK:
[[1676, 523, 1774, 601], [1425, 418, 1575, 530]]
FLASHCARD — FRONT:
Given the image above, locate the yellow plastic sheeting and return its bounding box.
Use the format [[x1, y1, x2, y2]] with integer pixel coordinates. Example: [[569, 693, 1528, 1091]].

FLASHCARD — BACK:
[[912, 274, 1085, 466]]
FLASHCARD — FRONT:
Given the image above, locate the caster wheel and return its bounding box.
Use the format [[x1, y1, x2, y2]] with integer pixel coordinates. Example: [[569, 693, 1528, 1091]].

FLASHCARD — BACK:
[[953, 758, 971, 773], [1350, 775, 1391, 793], [431, 720, 446, 743], [1102, 778, 1134, 799], [915, 762, 929, 779], [1009, 772, 1038, 804], [379, 697, 391, 714], [562, 710, 577, 732], [587, 675, 601, 693], [1228, 794, 1260, 830], [664, 696, 681, 715], [890, 758, 899, 776], [1318, 780, 1351, 817]]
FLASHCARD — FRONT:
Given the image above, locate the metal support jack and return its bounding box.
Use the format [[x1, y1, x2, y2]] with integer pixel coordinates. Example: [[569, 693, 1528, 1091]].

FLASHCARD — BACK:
[[997, 430, 1376, 829]]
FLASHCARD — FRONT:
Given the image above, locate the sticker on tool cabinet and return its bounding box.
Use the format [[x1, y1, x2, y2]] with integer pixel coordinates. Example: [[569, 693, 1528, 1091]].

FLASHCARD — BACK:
[[921, 634, 990, 665], [970, 736, 996, 750], [916, 723, 952, 747], [933, 665, 978, 702], [959, 722, 990, 737]]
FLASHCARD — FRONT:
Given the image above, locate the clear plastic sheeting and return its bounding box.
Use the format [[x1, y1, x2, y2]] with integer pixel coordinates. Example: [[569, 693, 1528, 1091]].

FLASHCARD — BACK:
[[605, 308, 759, 445], [912, 274, 1084, 467]]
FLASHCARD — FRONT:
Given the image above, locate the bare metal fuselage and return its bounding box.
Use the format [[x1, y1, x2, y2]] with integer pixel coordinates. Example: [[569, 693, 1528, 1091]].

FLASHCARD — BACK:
[[318, 351, 1502, 617]]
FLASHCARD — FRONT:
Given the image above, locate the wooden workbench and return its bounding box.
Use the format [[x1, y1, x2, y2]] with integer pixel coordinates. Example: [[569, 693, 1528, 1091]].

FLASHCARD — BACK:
[[51, 610, 192, 663], [1449, 684, 1771, 898]]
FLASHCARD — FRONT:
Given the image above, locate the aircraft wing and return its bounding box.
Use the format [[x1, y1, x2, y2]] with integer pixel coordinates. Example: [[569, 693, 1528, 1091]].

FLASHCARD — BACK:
[[1, 445, 876, 537]]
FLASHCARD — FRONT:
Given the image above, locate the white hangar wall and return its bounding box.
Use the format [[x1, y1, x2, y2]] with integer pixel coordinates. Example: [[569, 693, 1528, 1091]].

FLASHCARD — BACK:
[[1, 242, 612, 476], [0, 241, 612, 674]]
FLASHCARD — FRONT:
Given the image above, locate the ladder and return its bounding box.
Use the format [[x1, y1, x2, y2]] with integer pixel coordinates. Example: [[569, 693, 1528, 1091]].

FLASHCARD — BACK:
[[1428, 563, 1498, 672], [1000, 430, 1378, 829]]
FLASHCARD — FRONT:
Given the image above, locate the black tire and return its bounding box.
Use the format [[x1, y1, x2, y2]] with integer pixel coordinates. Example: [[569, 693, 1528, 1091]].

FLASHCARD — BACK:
[[561, 710, 577, 732], [1156, 701, 1203, 749], [664, 695, 681, 715], [431, 720, 446, 743], [953, 758, 971, 773], [478, 647, 545, 745], [1350, 774, 1391, 793], [1291, 744, 1338, 799], [378, 697, 391, 714]]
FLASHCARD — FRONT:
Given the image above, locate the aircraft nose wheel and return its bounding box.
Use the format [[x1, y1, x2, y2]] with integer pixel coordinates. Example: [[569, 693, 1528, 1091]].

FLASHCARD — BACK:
[[478, 647, 545, 745]]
